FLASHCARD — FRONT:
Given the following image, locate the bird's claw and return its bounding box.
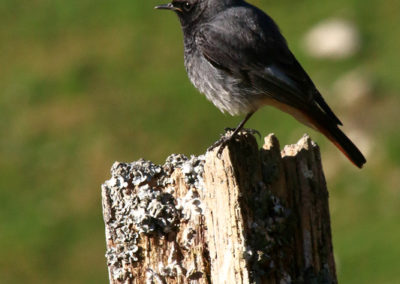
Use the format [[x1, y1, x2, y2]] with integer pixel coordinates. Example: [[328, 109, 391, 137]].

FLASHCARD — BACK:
[[207, 134, 231, 158], [224, 127, 261, 139], [223, 127, 235, 132], [243, 128, 261, 138], [208, 127, 260, 159]]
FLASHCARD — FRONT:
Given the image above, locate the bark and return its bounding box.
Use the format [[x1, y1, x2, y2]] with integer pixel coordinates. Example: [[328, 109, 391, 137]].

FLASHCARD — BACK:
[[102, 132, 337, 284]]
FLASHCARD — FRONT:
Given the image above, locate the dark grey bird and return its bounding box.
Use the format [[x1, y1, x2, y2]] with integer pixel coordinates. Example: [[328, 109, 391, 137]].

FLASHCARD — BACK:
[[155, 0, 366, 168]]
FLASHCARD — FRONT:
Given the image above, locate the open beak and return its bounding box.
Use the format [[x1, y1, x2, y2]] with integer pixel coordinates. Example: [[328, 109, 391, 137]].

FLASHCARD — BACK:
[[155, 3, 182, 12]]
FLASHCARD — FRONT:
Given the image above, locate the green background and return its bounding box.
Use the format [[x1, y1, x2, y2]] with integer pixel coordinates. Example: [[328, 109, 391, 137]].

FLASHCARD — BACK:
[[1, 0, 399, 283]]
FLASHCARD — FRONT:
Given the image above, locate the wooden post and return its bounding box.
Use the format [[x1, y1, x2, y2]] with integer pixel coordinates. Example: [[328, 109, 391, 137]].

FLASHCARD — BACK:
[[102, 132, 337, 283]]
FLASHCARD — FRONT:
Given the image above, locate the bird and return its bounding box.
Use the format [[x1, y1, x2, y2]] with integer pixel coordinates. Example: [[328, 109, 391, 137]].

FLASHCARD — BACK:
[[155, 0, 366, 168]]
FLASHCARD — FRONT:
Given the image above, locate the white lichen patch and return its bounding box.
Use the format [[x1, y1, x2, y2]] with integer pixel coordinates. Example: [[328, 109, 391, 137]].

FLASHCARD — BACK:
[[102, 155, 206, 282], [245, 181, 290, 277], [165, 154, 206, 190], [176, 188, 203, 221], [145, 269, 164, 284]]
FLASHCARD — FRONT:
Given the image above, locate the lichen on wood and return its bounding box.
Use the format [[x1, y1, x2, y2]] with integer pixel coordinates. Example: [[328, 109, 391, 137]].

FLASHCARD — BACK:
[[102, 131, 337, 284]]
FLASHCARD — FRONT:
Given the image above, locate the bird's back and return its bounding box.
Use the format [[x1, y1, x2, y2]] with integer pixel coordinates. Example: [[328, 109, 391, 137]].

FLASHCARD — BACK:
[[182, 3, 305, 115]]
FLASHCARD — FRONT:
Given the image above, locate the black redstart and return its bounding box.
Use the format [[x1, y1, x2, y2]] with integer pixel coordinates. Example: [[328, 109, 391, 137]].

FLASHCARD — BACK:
[[155, 0, 366, 168]]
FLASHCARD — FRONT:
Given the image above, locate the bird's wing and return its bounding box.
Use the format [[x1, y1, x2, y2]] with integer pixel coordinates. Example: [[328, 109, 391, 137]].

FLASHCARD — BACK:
[[196, 6, 342, 125]]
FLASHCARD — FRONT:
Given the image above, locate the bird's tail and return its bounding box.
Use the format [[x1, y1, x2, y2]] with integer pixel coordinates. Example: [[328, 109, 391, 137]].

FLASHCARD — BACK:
[[311, 114, 366, 168], [260, 97, 366, 168]]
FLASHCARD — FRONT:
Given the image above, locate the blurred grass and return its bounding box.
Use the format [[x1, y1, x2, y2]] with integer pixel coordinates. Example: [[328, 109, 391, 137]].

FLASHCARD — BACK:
[[0, 0, 399, 283]]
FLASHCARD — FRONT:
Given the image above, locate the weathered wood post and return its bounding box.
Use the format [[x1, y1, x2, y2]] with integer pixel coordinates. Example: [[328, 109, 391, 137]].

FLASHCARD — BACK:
[[102, 132, 337, 283]]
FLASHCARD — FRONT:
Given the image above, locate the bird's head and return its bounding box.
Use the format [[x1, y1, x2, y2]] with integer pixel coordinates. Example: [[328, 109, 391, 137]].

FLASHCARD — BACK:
[[155, 0, 239, 28]]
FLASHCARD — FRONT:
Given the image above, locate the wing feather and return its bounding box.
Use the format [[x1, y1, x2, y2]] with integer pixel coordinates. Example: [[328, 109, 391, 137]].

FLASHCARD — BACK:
[[196, 5, 342, 125]]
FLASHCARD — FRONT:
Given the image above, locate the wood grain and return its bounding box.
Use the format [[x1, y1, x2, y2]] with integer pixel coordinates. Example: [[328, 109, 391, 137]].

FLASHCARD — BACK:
[[102, 132, 337, 283]]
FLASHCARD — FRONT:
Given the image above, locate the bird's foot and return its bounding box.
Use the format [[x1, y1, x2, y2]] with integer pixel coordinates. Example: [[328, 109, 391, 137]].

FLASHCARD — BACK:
[[207, 133, 233, 158], [224, 127, 261, 139], [207, 128, 260, 158], [207, 132, 233, 159]]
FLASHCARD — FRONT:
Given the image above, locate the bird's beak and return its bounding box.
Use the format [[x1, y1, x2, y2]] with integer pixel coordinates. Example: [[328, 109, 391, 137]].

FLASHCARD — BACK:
[[155, 3, 182, 12]]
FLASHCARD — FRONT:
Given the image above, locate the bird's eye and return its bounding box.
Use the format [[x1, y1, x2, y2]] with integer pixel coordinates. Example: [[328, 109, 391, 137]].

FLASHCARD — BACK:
[[183, 1, 192, 12]]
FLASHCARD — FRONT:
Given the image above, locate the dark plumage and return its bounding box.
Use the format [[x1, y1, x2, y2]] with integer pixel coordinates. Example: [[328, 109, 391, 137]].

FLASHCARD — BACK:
[[156, 0, 366, 168]]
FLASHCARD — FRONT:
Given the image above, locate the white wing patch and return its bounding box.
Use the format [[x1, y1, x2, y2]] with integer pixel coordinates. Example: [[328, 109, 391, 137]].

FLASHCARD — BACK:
[[265, 65, 298, 91]]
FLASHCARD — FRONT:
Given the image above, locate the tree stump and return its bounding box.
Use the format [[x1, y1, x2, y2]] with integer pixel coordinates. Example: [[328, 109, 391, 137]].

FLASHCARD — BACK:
[[101, 132, 337, 284]]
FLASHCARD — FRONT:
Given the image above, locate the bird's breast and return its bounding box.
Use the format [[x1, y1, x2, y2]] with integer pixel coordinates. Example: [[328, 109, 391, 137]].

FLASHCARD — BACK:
[[184, 50, 262, 116]]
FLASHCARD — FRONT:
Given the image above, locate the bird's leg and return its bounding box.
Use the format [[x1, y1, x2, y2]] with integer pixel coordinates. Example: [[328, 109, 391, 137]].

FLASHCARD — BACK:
[[208, 112, 255, 158]]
